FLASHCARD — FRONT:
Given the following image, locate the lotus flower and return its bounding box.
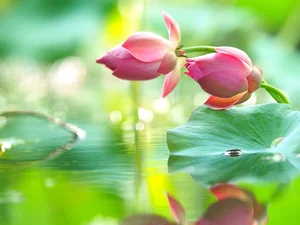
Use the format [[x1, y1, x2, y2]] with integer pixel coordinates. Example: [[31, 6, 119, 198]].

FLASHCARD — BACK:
[[185, 47, 262, 109], [97, 11, 183, 98]]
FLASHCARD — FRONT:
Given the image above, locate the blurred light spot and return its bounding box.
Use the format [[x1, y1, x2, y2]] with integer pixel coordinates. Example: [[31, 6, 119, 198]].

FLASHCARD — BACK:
[[57, 57, 86, 85], [242, 93, 257, 106], [110, 110, 123, 123], [264, 153, 286, 162], [138, 108, 154, 123], [153, 98, 170, 114], [121, 121, 132, 131], [6, 190, 23, 204], [49, 57, 87, 95], [135, 121, 145, 131], [1, 144, 7, 153], [0, 141, 12, 154], [45, 178, 55, 188], [77, 129, 87, 141]]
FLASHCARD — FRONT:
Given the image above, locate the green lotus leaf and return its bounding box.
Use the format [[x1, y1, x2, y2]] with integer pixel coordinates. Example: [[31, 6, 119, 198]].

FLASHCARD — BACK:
[[168, 103, 300, 185]]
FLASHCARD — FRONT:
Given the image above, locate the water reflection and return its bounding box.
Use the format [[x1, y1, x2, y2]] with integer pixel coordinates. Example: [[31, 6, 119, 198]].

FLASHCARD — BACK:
[[0, 109, 295, 225], [0, 109, 293, 225], [121, 181, 268, 225], [0, 111, 85, 164]]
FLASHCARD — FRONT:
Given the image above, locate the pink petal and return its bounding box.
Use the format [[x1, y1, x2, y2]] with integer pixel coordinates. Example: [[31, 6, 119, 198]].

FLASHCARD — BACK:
[[166, 193, 187, 225], [122, 32, 172, 62], [210, 184, 254, 202], [215, 46, 253, 67], [107, 44, 132, 59], [198, 70, 248, 98], [161, 58, 184, 97], [157, 51, 177, 74], [161, 10, 181, 48], [96, 45, 133, 70], [96, 52, 123, 71], [235, 92, 252, 104], [246, 66, 262, 93], [184, 61, 204, 80], [194, 53, 251, 76], [113, 58, 161, 80], [204, 92, 247, 110]]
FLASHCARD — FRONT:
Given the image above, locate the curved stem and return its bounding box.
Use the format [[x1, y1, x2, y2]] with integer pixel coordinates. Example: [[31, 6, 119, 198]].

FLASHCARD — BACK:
[[177, 46, 216, 55], [260, 82, 289, 104], [261, 79, 283, 103]]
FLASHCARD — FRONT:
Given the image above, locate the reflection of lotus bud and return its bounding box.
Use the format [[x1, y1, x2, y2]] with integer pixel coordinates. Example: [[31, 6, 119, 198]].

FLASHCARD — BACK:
[[195, 198, 254, 225], [195, 183, 268, 225]]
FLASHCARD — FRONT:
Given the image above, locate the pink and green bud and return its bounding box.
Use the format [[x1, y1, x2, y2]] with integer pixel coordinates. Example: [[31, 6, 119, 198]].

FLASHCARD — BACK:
[[185, 47, 262, 109], [97, 11, 182, 98]]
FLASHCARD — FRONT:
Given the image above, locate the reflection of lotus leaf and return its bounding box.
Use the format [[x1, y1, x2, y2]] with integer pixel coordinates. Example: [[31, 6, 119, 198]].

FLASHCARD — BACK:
[[168, 103, 300, 184], [0, 111, 85, 164]]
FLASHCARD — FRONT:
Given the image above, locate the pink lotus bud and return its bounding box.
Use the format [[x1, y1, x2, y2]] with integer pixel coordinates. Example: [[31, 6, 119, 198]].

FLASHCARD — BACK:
[[97, 11, 182, 98], [185, 47, 262, 109]]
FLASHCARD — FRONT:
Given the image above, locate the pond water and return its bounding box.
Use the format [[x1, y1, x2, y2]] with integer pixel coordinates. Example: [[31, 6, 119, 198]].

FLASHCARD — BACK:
[[0, 112, 168, 225], [0, 111, 299, 225]]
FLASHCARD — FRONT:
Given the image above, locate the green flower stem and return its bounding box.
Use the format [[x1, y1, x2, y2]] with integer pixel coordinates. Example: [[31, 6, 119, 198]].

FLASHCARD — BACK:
[[261, 80, 283, 103], [260, 81, 289, 104], [178, 46, 217, 55]]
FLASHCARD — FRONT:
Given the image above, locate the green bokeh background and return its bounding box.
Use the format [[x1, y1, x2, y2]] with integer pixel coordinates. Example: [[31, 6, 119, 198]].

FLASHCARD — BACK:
[[0, 0, 299, 224]]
